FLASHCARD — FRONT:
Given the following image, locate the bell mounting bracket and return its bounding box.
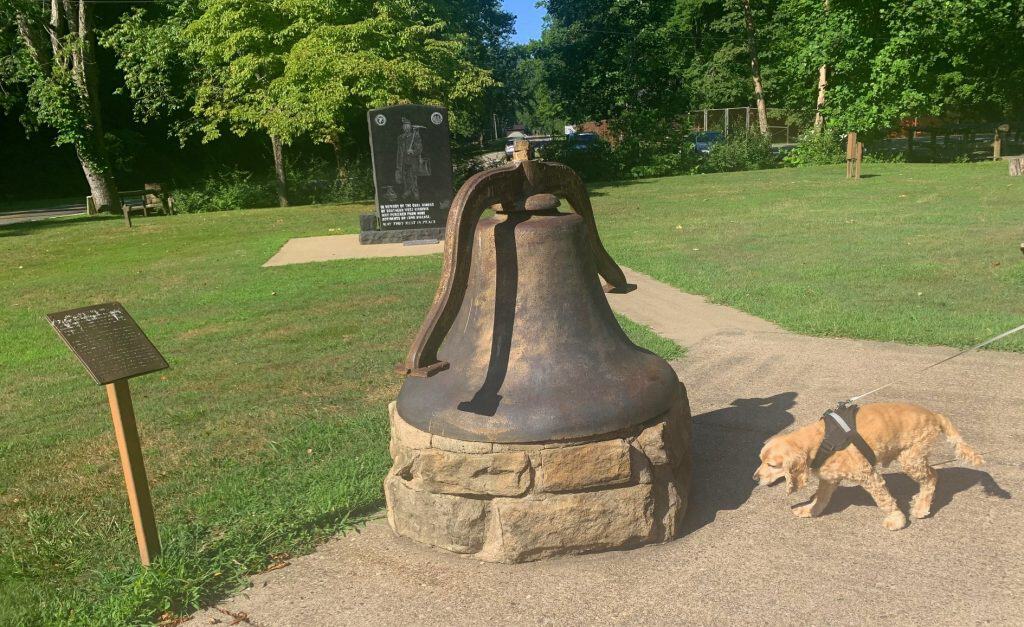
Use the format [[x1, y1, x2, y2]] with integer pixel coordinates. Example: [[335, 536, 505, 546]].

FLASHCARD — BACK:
[[395, 159, 635, 378]]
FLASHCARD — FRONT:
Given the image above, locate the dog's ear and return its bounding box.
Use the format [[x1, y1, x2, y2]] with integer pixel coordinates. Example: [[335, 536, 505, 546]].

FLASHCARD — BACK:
[[784, 453, 808, 494]]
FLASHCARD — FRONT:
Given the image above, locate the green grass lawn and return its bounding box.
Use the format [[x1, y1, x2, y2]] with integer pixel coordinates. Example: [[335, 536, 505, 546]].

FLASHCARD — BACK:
[[595, 161, 1023, 351], [0, 208, 680, 624], [1, 161, 1021, 624]]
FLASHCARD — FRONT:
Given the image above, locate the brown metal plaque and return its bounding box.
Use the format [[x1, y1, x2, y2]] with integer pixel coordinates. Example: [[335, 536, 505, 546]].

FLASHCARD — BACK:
[[46, 302, 168, 385]]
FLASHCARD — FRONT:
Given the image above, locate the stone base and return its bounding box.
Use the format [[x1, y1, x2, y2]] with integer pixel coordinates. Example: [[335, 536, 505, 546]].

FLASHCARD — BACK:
[[384, 384, 692, 563], [359, 227, 446, 245]]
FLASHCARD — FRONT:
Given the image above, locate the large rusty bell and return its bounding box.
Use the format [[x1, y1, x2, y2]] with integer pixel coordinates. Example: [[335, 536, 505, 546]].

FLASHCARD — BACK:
[[395, 159, 679, 443]]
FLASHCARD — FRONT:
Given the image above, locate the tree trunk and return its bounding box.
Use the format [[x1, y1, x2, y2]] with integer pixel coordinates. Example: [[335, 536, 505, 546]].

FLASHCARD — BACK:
[[814, 64, 827, 132], [77, 147, 120, 210], [75, 0, 120, 212], [271, 135, 289, 207], [329, 132, 347, 180], [813, 1, 830, 132], [741, 0, 769, 134]]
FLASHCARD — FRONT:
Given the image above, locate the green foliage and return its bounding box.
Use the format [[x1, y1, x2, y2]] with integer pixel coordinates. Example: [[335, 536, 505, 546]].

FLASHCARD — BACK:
[[538, 0, 685, 122], [286, 156, 376, 205], [172, 170, 276, 213], [704, 130, 778, 172], [2, 0, 121, 202], [539, 138, 622, 181], [106, 0, 499, 148], [172, 157, 375, 212], [532, 0, 1024, 144], [783, 128, 844, 166]]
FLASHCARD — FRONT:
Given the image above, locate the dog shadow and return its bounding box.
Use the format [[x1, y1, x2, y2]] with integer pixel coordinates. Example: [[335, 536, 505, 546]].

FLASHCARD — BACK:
[[682, 392, 797, 533], [814, 467, 1010, 517]]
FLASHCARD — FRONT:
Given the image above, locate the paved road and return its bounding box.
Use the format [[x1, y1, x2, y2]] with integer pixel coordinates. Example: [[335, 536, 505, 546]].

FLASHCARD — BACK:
[[191, 268, 1023, 625], [0, 206, 85, 226]]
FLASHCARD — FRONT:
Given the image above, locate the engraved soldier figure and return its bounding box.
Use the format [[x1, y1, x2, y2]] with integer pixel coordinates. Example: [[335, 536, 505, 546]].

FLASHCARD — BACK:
[[395, 118, 429, 200]]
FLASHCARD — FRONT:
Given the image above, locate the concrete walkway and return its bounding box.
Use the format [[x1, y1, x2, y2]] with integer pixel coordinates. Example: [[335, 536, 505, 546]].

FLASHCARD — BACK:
[[209, 237, 1024, 625]]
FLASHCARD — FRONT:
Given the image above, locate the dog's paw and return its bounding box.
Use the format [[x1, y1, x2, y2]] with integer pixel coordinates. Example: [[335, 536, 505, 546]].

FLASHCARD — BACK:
[[910, 495, 932, 519], [792, 504, 815, 518], [882, 511, 908, 531]]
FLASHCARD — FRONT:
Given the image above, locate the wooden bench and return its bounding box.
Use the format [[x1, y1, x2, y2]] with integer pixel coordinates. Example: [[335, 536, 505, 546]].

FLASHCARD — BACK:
[[86, 184, 175, 218]]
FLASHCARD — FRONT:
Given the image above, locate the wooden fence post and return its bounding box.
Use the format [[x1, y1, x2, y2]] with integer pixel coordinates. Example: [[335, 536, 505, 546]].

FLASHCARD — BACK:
[[846, 132, 858, 178]]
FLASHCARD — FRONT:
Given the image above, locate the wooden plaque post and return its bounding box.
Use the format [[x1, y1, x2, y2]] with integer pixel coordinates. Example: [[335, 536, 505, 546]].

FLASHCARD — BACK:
[[46, 303, 169, 567], [993, 130, 1002, 160], [106, 379, 161, 565]]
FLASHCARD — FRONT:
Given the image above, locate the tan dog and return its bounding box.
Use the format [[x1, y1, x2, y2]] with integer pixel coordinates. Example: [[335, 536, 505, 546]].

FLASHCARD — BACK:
[[754, 402, 984, 530]]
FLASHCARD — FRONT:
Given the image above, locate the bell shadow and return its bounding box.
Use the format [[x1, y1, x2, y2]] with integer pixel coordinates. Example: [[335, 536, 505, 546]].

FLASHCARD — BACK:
[[457, 214, 525, 416], [682, 392, 797, 533], [816, 467, 1010, 517]]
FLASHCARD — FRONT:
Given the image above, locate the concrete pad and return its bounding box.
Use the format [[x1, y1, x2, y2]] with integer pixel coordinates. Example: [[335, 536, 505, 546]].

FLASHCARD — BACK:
[[189, 326, 1024, 625], [262, 234, 443, 267]]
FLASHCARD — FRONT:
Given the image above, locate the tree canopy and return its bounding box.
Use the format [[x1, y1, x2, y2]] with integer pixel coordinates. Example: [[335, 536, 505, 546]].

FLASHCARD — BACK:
[[523, 0, 1024, 133]]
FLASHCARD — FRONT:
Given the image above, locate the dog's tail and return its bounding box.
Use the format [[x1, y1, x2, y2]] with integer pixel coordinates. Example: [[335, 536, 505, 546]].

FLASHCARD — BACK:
[[936, 413, 984, 465]]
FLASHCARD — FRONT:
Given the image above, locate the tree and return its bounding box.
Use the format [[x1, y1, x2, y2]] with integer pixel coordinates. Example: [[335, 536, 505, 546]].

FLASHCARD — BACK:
[[739, 0, 769, 133], [269, 1, 497, 156], [538, 0, 685, 125], [2, 0, 120, 210], [107, 0, 499, 197], [813, 0, 829, 132]]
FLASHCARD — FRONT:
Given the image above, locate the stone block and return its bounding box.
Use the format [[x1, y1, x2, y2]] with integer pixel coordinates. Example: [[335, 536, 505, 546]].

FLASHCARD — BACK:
[[384, 475, 487, 554], [636, 421, 670, 465], [629, 443, 654, 484], [413, 450, 531, 497], [359, 227, 445, 245], [487, 483, 655, 562], [538, 439, 632, 492], [390, 403, 431, 451], [431, 434, 494, 454]]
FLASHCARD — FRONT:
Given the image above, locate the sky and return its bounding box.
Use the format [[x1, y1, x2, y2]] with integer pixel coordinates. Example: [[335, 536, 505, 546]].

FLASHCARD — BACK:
[[501, 0, 546, 44]]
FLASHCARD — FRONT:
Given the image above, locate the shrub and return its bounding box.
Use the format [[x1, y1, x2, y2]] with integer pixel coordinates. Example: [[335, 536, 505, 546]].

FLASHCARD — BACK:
[[172, 170, 276, 213], [783, 129, 845, 166], [538, 138, 622, 181], [704, 130, 778, 173], [287, 156, 374, 205], [626, 150, 699, 179]]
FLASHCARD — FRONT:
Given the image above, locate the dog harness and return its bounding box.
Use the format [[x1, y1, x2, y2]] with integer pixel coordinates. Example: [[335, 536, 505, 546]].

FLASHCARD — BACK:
[[810, 403, 877, 470]]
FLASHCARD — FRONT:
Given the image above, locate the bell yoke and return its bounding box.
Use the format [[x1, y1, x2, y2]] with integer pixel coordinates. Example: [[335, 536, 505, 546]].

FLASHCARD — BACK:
[[395, 159, 680, 443]]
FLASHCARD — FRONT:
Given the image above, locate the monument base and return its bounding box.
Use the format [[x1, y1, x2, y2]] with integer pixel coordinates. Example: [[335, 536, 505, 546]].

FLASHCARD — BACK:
[[384, 384, 692, 563], [359, 227, 446, 245]]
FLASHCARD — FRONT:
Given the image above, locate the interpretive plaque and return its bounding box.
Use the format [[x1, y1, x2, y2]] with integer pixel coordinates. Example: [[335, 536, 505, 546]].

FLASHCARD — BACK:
[[367, 104, 453, 231], [46, 301, 166, 565], [46, 302, 168, 385]]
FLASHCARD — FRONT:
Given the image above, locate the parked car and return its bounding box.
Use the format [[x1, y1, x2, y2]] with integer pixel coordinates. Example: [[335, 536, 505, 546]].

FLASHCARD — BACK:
[[692, 131, 724, 154], [505, 135, 556, 159], [567, 132, 600, 150]]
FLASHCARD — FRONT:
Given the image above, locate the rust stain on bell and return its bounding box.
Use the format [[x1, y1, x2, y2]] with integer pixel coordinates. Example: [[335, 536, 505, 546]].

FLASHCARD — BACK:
[[396, 159, 679, 443]]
